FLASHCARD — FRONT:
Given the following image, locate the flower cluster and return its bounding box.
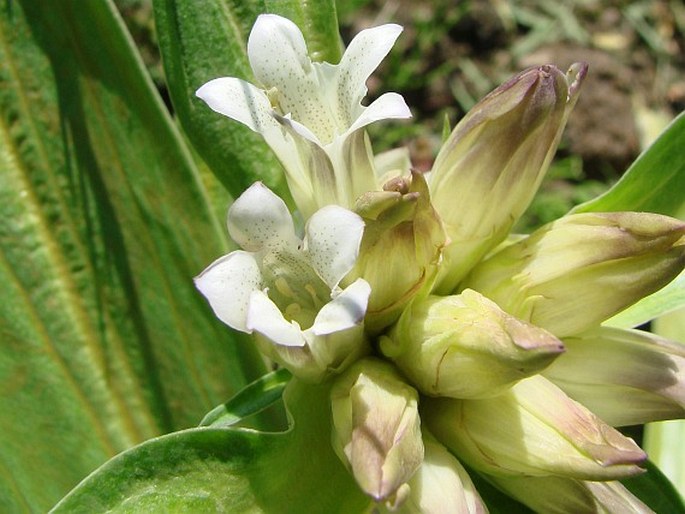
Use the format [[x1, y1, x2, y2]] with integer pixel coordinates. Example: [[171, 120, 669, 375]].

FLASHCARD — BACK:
[[195, 14, 685, 513]]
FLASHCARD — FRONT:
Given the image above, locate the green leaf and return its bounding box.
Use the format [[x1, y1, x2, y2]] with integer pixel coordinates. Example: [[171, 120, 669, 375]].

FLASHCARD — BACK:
[[153, 0, 341, 204], [200, 368, 291, 427], [51, 380, 371, 513], [572, 110, 685, 217], [623, 460, 685, 513], [604, 269, 685, 328], [0, 0, 266, 510]]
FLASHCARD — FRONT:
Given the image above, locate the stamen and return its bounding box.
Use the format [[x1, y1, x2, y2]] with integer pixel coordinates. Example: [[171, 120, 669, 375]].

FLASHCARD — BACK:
[[274, 277, 296, 299], [305, 283, 324, 306]]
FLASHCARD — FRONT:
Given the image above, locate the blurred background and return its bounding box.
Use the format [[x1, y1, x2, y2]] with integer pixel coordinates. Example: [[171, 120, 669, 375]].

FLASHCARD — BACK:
[[115, 0, 685, 232]]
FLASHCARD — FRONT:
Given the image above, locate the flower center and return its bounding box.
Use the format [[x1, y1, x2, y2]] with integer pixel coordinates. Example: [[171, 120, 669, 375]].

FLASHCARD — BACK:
[[261, 249, 330, 329]]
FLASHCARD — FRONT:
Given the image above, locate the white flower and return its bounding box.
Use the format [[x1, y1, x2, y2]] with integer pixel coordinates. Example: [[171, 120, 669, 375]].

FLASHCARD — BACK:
[[195, 182, 371, 381], [196, 14, 411, 218]]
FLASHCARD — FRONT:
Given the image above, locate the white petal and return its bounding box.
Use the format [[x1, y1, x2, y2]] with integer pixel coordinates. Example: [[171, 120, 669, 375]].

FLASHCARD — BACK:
[[302, 205, 365, 289], [347, 92, 411, 135], [309, 278, 370, 335], [195, 77, 278, 133], [247, 14, 336, 142], [194, 251, 262, 332], [337, 24, 403, 111], [274, 112, 322, 146], [248, 14, 310, 86], [246, 289, 306, 347], [227, 182, 299, 252]]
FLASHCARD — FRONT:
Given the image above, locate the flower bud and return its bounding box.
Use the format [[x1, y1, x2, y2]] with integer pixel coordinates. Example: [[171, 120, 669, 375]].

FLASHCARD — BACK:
[[543, 326, 685, 427], [381, 289, 564, 399], [464, 211, 685, 337], [424, 375, 646, 480], [488, 475, 653, 514], [429, 63, 587, 293], [348, 171, 445, 333], [330, 358, 424, 503], [384, 432, 487, 514]]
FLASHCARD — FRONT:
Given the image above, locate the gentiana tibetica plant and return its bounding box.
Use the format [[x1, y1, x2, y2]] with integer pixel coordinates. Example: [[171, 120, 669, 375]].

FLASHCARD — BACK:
[[45, 8, 685, 514]]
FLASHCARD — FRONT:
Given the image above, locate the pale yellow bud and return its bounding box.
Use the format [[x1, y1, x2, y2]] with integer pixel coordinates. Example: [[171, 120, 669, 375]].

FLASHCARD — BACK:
[[430, 63, 587, 293], [424, 375, 646, 480], [381, 289, 564, 398], [386, 432, 488, 514], [349, 171, 445, 333], [464, 211, 685, 337], [543, 326, 685, 426], [330, 358, 424, 503], [489, 474, 653, 514]]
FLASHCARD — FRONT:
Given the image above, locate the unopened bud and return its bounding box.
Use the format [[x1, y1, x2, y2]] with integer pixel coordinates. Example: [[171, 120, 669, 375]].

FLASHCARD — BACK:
[[330, 358, 424, 503], [489, 474, 653, 513], [464, 211, 685, 337], [382, 289, 564, 398], [424, 375, 646, 480], [544, 326, 685, 426], [349, 171, 445, 333], [429, 63, 587, 293]]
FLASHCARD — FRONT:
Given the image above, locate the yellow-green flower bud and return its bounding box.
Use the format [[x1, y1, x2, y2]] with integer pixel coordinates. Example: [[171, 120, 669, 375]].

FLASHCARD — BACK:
[[543, 326, 685, 427], [381, 289, 564, 399], [488, 475, 653, 514], [424, 375, 646, 480], [464, 212, 685, 337], [330, 358, 424, 503], [348, 171, 445, 333], [384, 431, 487, 514], [429, 63, 587, 293]]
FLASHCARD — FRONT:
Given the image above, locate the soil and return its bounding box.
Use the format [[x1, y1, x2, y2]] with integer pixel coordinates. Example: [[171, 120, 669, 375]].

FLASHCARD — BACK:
[[342, 0, 685, 180]]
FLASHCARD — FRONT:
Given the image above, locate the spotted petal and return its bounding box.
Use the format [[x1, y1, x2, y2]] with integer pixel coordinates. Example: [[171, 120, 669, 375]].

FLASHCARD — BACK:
[[248, 14, 336, 144], [310, 279, 371, 336], [246, 289, 306, 347], [194, 251, 263, 332], [337, 23, 404, 117], [227, 182, 300, 252], [303, 205, 365, 289], [196, 77, 279, 134], [347, 92, 411, 135]]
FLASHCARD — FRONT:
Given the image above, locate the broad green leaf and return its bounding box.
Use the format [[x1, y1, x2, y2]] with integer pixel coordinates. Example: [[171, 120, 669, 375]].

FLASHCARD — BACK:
[[153, 0, 341, 204], [0, 0, 266, 510], [604, 269, 685, 328], [572, 110, 685, 217], [200, 368, 291, 427], [51, 380, 371, 513]]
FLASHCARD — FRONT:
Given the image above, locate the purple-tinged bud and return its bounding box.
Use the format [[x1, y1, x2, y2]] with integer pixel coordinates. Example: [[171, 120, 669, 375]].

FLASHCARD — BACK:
[[429, 63, 587, 293]]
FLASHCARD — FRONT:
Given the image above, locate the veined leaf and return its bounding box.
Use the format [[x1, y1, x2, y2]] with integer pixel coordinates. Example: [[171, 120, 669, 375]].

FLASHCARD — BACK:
[[0, 0, 266, 510], [153, 0, 341, 204], [572, 110, 685, 217], [51, 380, 371, 513]]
